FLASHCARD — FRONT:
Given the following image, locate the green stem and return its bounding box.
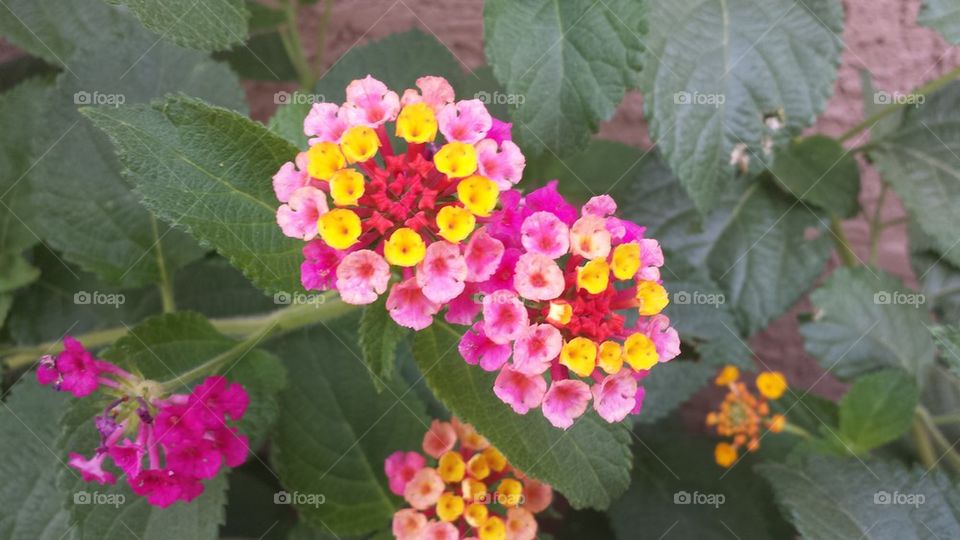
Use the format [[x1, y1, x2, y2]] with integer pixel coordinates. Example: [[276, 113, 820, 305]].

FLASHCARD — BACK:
[[149, 216, 176, 313], [279, 0, 313, 90], [781, 422, 813, 439], [932, 413, 960, 426], [839, 65, 960, 143], [830, 216, 859, 267], [868, 183, 889, 266], [912, 415, 938, 470], [2, 294, 356, 372], [310, 0, 333, 80], [918, 406, 960, 473]]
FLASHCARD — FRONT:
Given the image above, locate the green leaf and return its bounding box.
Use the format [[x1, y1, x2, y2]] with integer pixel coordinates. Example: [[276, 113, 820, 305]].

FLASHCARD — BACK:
[[83, 96, 304, 294], [173, 256, 278, 319], [110, 0, 249, 51], [770, 135, 860, 218], [634, 360, 715, 425], [484, 0, 645, 157], [0, 382, 71, 539], [0, 253, 40, 293], [800, 266, 936, 380], [931, 325, 960, 378], [214, 31, 299, 81], [412, 323, 632, 510], [910, 220, 960, 323], [838, 369, 918, 453], [919, 0, 960, 43], [641, 0, 843, 212], [619, 169, 831, 334], [0, 55, 58, 93], [872, 82, 960, 268], [759, 456, 960, 539], [271, 318, 427, 535], [28, 34, 247, 287], [522, 140, 650, 203], [609, 423, 793, 539], [858, 70, 903, 139], [358, 296, 408, 392]]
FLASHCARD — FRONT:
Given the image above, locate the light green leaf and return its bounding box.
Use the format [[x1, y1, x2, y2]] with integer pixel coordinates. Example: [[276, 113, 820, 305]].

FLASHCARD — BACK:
[[110, 0, 249, 51], [83, 96, 304, 294], [0, 382, 71, 540], [29, 33, 247, 286], [759, 456, 960, 539], [484, 0, 644, 157], [641, 0, 843, 212], [609, 423, 793, 539], [271, 318, 427, 535], [919, 0, 960, 43], [800, 267, 936, 380], [412, 323, 632, 510], [872, 82, 960, 268], [838, 369, 918, 453], [358, 297, 408, 392], [770, 135, 861, 218], [0, 253, 40, 293], [619, 169, 831, 335]]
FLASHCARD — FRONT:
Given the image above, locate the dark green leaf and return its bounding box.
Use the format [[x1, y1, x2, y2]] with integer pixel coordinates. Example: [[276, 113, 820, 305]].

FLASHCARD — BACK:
[[110, 0, 249, 51], [484, 0, 645, 156], [634, 360, 715, 424], [910, 218, 960, 324], [358, 297, 408, 392], [641, 0, 843, 212], [0, 253, 40, 293], [759, 455, 960, 539], [800, 266, 936, 380], [271, 318, 428, 535], [932, 325, 960, 378], [412, 323, 632, 510], [770, 135, 860, 218], [838, 369, 918, 453], [522, 140, 648, 203], [83, 96, 304, 294], [214, 31, 299, 81]]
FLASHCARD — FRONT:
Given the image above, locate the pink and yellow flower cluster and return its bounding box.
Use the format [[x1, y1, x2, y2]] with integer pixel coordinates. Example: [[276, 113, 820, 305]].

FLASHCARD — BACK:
[[274, 75, 524, 328], [386, 418, 552, 540], [37, 337, 250, 507]]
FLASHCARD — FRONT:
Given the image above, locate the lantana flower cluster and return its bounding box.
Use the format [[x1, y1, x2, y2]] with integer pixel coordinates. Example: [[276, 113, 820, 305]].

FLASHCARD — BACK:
[[274, 74, 524, 329], [707, 365, 788, 467], [37, 337, 250, 507], [386, 418, 552, 540]]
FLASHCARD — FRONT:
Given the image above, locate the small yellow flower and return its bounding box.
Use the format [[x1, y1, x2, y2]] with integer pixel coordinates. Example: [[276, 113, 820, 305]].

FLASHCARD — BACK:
[[435, 142, 478, 178], [496, 478, 523, 508], [462, 478, 487, 500], [464, 502, 489, 528], [339, 125, 380, 163], [395, 102, 438, 144], [577, 259, 611, 294], [467, 453, 491, 480], [768, 414, 786, 433], [328, 168, 365, 206], [306, 142, 345, 180], [715, 442, 737, 468], [438, 451, 466, 483], [317, 208, 361, 250], [623, 333, 658, 371], [636, 280, 669, 316], [457, 175, 499, 217], [435, 205, 476, 243], [756, 371, 788, 400], [611, 242, 641, 280], [479, 515, 506, 540], [598, 340, 624, 374], [435, 492, 465, 522], [481, 446, 507, 473], [715, 365, 740, 386], [560, 337, 597, 377], [384, 227, 426, 267], [546, 301, 572, 325]]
